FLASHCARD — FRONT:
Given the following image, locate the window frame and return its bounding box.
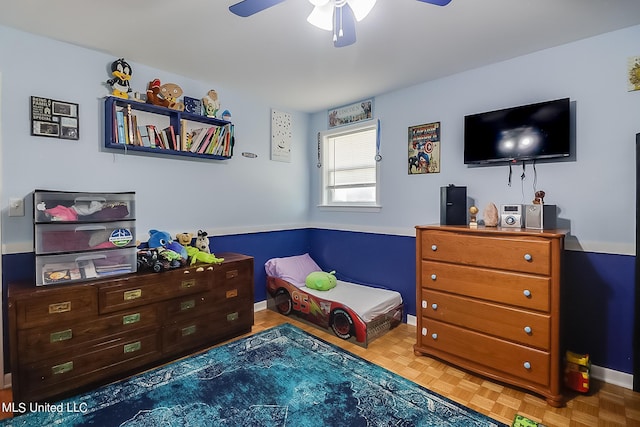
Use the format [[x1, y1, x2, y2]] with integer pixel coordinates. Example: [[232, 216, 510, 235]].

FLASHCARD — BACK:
[[317, 120, 381, 211]]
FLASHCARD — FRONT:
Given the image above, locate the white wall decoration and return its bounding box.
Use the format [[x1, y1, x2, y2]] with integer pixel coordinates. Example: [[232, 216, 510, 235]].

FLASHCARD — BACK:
[[271, 109, 292, 162]]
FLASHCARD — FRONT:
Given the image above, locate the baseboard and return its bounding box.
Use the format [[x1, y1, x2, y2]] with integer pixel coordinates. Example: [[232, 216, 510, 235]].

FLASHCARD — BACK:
[[254, 300, 267, 312]]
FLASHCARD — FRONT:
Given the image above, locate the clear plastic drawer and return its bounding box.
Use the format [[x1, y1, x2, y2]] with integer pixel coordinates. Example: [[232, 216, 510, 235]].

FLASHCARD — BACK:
[[35, 220, 136, 254], [36, 247, 137, 286], [34, 190, 135, 223]]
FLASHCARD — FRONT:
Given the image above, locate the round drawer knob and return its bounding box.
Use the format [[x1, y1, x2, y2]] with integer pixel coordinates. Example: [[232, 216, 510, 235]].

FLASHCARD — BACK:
[[523, 361, 531, 370], [431, 333, 438, 340], [524, 326, 532, 334], [431, 245, 438, 251], [523, 289, 532, 297], [431, 274, 437, 280], [524, 253, 532, 261], [431, 303, 438, 310]]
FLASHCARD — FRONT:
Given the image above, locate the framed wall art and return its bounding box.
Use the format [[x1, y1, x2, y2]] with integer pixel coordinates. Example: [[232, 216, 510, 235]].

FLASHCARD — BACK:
[[31, 96, 79, 140], [271, 109, 292, 162], [328, 98, 373, 128], [408, 122, 440, 174]]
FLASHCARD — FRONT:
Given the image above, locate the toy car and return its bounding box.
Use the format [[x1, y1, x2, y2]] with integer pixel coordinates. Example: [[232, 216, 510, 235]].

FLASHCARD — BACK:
[[136, 249, 165, 273]]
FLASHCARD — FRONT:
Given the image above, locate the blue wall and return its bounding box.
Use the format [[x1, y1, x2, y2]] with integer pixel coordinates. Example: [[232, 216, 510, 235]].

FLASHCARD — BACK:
[[4, 228, 633, 375]]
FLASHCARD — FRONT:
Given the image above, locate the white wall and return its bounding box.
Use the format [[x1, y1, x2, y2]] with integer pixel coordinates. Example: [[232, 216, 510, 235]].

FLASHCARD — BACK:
[[0, 26, 310, 252], [308, 25, 640, 255]]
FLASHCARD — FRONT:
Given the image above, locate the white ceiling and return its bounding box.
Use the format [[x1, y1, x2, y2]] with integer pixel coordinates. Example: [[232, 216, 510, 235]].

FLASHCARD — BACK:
[[1, 0, 640, 112]]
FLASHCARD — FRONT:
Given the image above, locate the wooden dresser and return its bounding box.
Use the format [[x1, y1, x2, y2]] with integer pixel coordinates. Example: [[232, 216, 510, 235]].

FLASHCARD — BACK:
[[414, 225, 565, 407], [8, 252, 254, 403]]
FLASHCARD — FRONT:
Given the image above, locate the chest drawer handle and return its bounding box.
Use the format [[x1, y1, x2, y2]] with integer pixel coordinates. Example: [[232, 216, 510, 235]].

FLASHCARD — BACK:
[[227, 312, 239, 322], [431, 333, 438, 340], [50, 329, 73, 343], [226, 270, 239, 279], [124, 289, 142, 300], [226, 289, 238, 299], [430, 274, 437, 280], [523, 361, 531, 370], [421, 300, 427, 309], [431, 303, 438, 310], [52, 361, 73, 375], [431, 245, 438, 251], [524, 326, 532, 334], [181, 279, 196, 289], [123, 341, 141, 353], [421, 328, 427, 336], [123, 313, 141, 325], [524, 253, 532, 261], [181, 300, 196, 311], [182, 325, 197, 336], [48, 301, 71, 314], [523, 289, 532, 298]]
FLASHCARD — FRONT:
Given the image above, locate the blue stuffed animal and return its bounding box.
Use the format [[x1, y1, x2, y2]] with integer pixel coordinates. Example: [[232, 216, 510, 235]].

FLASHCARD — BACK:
[[147, 229, 187, 261]]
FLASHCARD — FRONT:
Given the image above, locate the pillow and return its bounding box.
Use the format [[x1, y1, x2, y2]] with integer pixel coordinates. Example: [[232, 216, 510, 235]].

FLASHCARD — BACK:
[[305, 271, 337, 291], [264, 253, 321, 287]]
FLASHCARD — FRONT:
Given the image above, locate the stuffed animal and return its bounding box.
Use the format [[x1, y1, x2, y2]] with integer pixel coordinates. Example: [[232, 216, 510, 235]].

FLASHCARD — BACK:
[[107, 58, 132, 99], [306, 270, 337, 291], [195, 230, 210, 253], [146, 79, 185, 111], [533, 190, 546, 204], [186, 246, 224, 265], [147, 229, 172, 249], [202, 90, 220, 118], [176, 232, 193, 247]]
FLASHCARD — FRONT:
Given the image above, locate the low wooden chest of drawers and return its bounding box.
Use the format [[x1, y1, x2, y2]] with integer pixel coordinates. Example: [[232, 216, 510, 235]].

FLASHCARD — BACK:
[[414, 225, 565, 407], [8, 252, 254, 403]]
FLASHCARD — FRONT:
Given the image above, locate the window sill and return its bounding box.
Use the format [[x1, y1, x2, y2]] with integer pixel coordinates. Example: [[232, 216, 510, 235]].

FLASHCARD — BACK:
[[317, 205, 382, 213]]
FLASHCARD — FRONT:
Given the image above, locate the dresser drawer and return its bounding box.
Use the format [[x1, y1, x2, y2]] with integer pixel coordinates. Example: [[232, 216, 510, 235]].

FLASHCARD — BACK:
[[419, 319, 550, 386], [420, 289, 550, 350], [162, 303, 253, 354], [36, 247, 137, 286], [18, 305, 159, 363], [34, 190, 135, 223], [99, 268, 211, 313], [421, 230, 551, 275], [421, 261, 550, 312], [20, 331, 160, 397], [164, 292, 214, 320], [14, 287, 98, 329], [35, 220, 136, 254], [211, 261, 252, 303]]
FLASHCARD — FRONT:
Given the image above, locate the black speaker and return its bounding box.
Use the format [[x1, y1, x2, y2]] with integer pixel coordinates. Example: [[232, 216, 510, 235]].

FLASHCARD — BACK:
[[440, 185, 467, 225]]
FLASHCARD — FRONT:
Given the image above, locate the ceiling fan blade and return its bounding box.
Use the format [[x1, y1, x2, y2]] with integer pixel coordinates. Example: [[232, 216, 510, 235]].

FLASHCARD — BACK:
[[416, 0, 452, 6], [229, 0, 288, 17], [334, 4, 356, 48]]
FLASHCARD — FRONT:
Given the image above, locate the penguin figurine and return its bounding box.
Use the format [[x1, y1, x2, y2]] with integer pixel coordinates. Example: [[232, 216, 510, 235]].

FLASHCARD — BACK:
[[107, 58, 132, 99]]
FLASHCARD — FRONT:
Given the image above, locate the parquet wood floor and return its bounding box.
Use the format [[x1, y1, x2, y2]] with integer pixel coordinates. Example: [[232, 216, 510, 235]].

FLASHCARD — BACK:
[[1, 309, 639, 426]]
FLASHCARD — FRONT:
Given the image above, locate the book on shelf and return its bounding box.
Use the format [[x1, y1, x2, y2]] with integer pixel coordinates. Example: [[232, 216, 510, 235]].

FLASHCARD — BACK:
[[116, 111, 126, 144], [146, 125, 157, 148], [197, 127, 216, 154], [138, 125, 151, 147], [126, 105, 135, 145], [163, 125, 177, 150], [188, 128, 207, 153], [184, 96, 203, 115]]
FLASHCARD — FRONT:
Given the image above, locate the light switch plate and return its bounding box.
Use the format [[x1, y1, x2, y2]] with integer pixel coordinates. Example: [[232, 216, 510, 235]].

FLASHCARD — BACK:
[[9, 197, 24, 217]]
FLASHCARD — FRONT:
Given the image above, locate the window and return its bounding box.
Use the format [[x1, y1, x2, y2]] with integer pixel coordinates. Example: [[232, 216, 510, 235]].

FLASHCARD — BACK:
[[319, 121, 380, 209]]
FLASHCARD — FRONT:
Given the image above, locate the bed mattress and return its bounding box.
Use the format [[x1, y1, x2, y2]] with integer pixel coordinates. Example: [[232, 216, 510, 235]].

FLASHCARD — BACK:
[[302, 280, 402, 323]]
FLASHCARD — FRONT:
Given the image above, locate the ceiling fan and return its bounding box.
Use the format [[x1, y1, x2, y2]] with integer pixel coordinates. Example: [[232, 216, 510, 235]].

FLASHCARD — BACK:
[[229, 0, 452, 48]]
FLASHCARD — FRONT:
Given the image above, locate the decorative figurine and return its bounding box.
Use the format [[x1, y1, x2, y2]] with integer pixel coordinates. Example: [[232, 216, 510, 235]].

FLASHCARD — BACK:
[[202, 90, 221, 118], [146, 79, 185, 111], [483, 202, 499, 227], [107, 58, 133, 99], [533, 190, 546, 204], [469, 206, 479, 227]]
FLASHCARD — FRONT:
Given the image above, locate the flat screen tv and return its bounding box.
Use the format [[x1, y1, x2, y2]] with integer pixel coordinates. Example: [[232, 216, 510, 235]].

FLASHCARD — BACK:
[[464, 98, 570, 164]]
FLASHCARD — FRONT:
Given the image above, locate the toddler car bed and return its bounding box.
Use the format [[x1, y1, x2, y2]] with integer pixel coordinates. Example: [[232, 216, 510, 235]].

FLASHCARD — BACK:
[[265, 254, 403, 347]]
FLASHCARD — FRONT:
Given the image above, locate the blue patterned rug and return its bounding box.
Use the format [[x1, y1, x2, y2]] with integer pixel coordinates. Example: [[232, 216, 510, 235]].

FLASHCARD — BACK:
[[4, 323, 506, 426]]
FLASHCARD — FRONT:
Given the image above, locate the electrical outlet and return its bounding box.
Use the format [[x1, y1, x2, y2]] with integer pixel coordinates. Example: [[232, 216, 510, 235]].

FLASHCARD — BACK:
[[9, 197, 24, 217]]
